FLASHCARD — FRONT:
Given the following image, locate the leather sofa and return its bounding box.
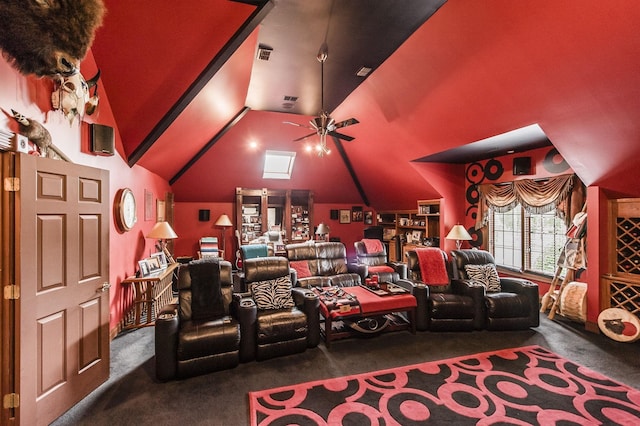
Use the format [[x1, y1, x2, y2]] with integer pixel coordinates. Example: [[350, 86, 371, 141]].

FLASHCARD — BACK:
[[285, 241, 361, 288], [233, 256, 320, 361], [405, 248, 484, 331], [155, 258, 244, 381], [450, 249, 540, 330]]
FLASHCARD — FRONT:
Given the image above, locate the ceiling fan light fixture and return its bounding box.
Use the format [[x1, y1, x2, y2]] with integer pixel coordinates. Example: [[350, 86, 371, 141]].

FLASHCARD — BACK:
[[356, 66, 372, 77]]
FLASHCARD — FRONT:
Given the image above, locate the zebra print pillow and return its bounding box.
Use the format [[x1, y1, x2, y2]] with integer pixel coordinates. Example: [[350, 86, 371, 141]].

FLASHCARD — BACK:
[[250, 276, 295, 310], [464, 264, 501, 292]]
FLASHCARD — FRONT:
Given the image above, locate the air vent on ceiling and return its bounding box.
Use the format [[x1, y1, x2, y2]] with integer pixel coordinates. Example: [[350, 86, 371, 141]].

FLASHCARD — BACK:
[[283, 95, 298, 102], [256, 45, 273, 61]]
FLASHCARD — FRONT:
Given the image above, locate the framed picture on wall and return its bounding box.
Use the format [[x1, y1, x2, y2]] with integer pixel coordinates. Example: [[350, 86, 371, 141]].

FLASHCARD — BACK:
[[364, 211, 373, 225], [339, 209, 351, 224], [352, 206, 363, 222], [156, 199, 165, 222], [144, 189, 153, 221]]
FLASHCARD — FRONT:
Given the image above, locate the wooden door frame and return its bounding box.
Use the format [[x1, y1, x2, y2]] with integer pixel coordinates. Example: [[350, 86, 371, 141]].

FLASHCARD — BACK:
[[1, 153, 19, 425]]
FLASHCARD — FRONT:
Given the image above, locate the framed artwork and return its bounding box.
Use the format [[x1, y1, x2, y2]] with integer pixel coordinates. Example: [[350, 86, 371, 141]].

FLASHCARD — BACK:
[[147, 256, 161, 273], [151, 251, 168, 269], [364, 211, 373, 225], [351, 206, 363, 222], [156, 199, 165, 222], [339, 209, 351, 224], [144, 189, 153, 221], [138, 260, 150, 277], [412, 230, 423, 243]]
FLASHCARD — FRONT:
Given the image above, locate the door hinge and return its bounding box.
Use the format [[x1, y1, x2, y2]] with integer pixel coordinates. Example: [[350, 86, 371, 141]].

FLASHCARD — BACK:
[[3, 177, 20, 192], [4, 285, 19, 300], [3, 393, 19, 409]]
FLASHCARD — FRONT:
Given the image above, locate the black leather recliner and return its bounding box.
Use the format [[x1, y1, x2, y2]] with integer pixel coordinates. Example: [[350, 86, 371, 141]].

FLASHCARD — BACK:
[[234, 256, 320, 361], [155, 258, 243, 381], [353, 239, 407, 283], [405, 248, 484, 331], [450, 249, 540, 330]]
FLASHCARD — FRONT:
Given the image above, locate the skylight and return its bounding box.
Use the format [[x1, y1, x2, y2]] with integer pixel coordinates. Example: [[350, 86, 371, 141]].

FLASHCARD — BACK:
[[263, 150, 296, 179]]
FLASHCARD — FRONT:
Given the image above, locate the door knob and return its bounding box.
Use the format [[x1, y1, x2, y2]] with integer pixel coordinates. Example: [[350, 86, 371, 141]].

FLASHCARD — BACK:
[[97, 282, 111, 293]]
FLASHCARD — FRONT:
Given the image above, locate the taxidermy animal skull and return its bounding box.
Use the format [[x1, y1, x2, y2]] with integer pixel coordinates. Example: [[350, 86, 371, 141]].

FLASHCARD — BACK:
[[0, 0, 105, 77], [51, 70, 100, 124]]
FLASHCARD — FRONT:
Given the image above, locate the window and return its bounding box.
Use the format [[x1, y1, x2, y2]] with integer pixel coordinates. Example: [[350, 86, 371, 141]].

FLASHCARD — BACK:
[[489, 205, 566, 276], [263, 150, 296, 179]]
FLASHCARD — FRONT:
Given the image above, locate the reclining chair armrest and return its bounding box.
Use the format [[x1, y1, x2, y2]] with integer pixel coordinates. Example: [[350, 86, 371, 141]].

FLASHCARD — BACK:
[[349, 263, 368, 282], [396, 279, 428, 331], [451, 279, 486, 330], [155, 304, 179, 381], [499, 277, 540, 327], [389, 262, 408, 280], [292, 287, 321, 348], [233, 296, 257, 363]]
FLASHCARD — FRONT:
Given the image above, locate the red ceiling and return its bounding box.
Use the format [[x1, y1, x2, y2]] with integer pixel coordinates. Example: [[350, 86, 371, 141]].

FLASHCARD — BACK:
[[90, 1, 640, 209]]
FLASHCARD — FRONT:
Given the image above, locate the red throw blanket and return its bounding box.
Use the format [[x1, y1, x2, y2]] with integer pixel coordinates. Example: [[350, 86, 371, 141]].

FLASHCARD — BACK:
[[363, 238, 384, 254], [415, 247, 449, 285]]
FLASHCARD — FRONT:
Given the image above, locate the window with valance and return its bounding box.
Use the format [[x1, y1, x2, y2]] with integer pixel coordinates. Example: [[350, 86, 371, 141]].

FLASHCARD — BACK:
[[475, 174, 585, 230]]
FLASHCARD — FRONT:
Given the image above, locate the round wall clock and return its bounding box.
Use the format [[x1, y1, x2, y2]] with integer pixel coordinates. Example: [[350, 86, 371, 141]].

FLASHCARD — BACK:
[[115, 188, 137, 232]]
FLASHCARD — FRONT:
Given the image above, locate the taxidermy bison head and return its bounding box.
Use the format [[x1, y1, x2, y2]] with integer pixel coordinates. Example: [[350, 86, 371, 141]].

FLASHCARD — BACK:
[[0, 0, 106, 77]]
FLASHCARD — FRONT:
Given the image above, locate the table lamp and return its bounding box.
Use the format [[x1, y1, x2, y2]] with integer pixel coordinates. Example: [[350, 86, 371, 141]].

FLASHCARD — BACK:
[[445, 224, 472, 250], [146, 221, 178, 260], [214, 214, 233, 259], [315, 223, 330, 241]]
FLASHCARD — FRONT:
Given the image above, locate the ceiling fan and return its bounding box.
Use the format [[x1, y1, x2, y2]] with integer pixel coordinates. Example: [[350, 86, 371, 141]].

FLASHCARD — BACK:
[[284, 44, 359, 156]]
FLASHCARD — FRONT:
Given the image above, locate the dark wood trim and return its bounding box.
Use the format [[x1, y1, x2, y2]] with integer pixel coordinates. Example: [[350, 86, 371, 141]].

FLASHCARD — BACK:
[[127, 1, 274, 167], [170, 107, 250, 185], [332, 136, 369, 206]]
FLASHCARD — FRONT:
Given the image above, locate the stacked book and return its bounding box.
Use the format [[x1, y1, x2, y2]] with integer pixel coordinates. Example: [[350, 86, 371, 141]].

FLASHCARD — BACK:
[[0, 129, 14, 151]]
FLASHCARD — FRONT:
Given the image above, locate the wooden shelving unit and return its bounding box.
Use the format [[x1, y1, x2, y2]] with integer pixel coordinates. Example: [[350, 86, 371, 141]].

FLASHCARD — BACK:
[[603, 198, 640, 317], [377, 199, 441, 262], [235, 188, 313, 245]]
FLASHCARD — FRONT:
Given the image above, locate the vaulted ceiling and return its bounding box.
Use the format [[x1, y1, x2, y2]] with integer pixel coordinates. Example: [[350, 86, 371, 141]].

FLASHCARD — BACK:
[[90, 0, 640, 208]]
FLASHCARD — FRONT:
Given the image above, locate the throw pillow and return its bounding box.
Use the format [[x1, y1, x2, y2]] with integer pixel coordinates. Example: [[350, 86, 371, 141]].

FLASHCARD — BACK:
[[251, 276, 295, 310], [464, 264, 501, 292], [290, 260, 312, 278]]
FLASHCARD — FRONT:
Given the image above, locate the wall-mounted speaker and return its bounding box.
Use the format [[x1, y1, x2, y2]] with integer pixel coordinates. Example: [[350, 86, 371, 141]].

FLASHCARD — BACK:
[[330, 209, 339, 220], [513, 157, 532, 175], [90, 123, 115, 156], [198, 209, 210, 221]]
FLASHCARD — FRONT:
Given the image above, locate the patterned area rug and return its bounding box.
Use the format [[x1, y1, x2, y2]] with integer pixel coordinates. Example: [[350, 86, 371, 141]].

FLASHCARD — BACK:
[[249, 345, 640, 425]]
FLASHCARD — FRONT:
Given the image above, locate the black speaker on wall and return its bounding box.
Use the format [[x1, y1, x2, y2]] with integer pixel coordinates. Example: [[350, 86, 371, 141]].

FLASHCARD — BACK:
[[513, 157, 532, 175], [330, 209, 339, 220], [198, 209, 210, 221], [90, 123, 115, 156]]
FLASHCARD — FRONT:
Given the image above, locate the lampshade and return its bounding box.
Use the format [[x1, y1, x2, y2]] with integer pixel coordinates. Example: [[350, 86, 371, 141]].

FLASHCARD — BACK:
[[146, 221, 178, 240], [445, 224, 472, 241], [214, 214, 233, 227], [315, 223, 330, 235]]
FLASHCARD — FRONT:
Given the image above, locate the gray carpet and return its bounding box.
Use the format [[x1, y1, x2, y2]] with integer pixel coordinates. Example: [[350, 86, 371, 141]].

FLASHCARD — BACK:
[[51, 316, 639, 425]]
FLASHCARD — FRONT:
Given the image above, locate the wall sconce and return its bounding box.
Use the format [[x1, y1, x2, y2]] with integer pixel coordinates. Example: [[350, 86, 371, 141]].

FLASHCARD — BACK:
[[445, 224, 472, 250]]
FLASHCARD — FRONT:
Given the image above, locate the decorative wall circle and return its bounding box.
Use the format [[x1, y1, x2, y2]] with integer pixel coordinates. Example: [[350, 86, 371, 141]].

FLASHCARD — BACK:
[[543, 148, 570, 174], [466, 184, 480, 205], [465, 205, 478, 222], [484, 159, 504, 181], [466, 162, 485, 184], [468, 227, 483, 247]]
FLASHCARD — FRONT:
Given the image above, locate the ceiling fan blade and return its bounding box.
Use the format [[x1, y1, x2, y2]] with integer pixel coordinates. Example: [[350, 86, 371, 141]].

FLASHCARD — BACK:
[[283, 121, 314, 130], [328, 131, 355, 142], [293, 132, 317, 142], [334, 118, 359, 129]]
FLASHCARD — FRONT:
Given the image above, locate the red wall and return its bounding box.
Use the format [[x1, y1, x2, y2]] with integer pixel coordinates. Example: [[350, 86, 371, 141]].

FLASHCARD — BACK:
[[0, 53, 171, 332]]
